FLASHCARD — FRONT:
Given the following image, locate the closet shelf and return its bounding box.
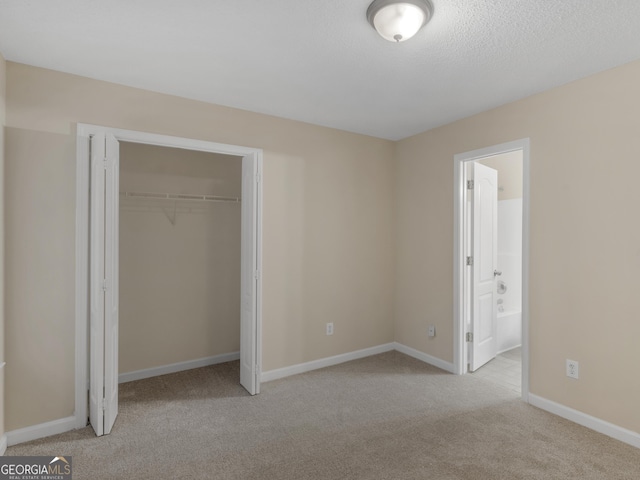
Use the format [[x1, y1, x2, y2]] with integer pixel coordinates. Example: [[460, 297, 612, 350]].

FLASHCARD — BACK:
[[120, 191, 241, 203]]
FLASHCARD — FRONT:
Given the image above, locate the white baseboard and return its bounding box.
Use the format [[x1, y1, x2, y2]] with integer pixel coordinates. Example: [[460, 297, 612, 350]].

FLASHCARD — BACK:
[[7, 416, 77, 447], [261, 343, 395, 382], [529, 394, 640, 449], [393, 342, 456, 373], [119, 351, 240, 384]]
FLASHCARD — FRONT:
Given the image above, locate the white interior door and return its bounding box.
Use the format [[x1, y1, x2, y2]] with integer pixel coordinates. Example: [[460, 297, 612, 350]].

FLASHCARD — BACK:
[[89, 133, 120, 436], [239, 155, 260, 395], [469, 162, 498, 372]]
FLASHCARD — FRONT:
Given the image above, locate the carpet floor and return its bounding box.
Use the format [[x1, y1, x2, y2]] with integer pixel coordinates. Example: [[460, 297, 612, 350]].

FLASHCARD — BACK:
[[7, 351, 640, 479]]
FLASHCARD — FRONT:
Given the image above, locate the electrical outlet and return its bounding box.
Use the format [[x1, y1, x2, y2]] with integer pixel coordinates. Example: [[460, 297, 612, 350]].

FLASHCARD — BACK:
[[566, 359, 579, 379], [428, 326, 436, 337], [326, 323, 334, 336]]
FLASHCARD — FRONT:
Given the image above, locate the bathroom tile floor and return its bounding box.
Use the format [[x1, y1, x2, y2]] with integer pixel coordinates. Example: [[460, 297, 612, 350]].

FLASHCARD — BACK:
[[472, 347, 521, 394]]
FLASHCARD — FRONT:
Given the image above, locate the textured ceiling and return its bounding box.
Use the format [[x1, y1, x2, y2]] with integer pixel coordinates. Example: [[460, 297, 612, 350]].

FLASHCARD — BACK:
[[1, 0, 640, 140]]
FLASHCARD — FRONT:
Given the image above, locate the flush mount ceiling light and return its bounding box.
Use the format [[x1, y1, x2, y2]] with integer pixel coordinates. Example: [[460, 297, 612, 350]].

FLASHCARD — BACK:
[[366, 0, 434, 43]]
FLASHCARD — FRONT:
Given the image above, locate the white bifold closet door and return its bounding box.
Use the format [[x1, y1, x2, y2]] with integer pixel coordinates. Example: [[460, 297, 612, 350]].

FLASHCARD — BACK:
[[240, 155, 259, 395], [89, 132, 120, 436]]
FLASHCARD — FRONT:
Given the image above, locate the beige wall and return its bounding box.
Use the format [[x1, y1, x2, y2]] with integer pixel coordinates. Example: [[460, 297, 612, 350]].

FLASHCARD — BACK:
[[119, 143, 241, 373], [7, 56, 640, 438], [477, 150, 523, 201], [0, 51, 6, 443], [4, 63, 396, 430], [395, 60, 640, 434], [5, 128, 76, 430]]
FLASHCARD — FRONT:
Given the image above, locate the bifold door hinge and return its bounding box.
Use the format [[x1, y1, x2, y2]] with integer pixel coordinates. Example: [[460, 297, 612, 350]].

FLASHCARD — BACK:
[[102, 278, 108, 291], [466, 332, 473, 342], [466, 256, 473, 266], [254, 270, 260, 280], [256, 173, 262, 184], [467, 180, 474, 190], [103, 157, 109, 170]]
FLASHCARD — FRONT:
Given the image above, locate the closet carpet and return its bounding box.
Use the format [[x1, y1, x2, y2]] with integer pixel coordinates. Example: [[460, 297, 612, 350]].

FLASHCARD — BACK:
[[7, 351, 640, 479]]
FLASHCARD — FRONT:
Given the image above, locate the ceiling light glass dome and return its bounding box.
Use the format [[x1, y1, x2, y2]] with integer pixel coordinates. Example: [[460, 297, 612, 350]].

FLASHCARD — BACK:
[[367, 0, 434, 43]]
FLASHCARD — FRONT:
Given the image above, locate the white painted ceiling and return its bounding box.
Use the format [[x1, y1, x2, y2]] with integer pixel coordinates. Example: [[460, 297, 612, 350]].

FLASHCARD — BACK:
[[1, 0, 640, 140]]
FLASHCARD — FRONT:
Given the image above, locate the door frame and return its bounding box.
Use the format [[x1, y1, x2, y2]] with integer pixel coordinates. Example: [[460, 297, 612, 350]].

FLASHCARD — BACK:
[[74, 124, 263, 428], [453, 138, 530, 401]]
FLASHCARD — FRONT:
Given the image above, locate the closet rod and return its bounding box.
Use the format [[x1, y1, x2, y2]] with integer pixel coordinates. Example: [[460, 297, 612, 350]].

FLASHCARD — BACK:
[[120, 191, 241, 203]]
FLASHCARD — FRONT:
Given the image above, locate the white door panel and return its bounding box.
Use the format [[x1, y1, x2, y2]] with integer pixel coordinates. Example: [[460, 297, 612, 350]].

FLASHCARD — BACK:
[[478, 293, 494, 341], [470, 162, 498, 372], [89, 133, 106, 437], [89, 133, 119, 436], [103, 134, 119, 434], [240, 155, 259, 395]]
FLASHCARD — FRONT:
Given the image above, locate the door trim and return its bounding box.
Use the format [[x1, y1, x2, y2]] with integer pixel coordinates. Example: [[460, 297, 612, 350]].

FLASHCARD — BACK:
[[75, 124, 263, 428], [453, 138, 530, 401]]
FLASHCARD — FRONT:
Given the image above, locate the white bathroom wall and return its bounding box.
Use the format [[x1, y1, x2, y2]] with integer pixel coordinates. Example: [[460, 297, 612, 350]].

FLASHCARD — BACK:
[[498, 198, 523, 314], [478, 152, 523, 353], [497, 197, 523, 352]]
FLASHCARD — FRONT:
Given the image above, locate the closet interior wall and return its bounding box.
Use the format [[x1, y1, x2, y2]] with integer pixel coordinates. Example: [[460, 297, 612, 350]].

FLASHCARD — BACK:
[[119, 142, 242, 377]]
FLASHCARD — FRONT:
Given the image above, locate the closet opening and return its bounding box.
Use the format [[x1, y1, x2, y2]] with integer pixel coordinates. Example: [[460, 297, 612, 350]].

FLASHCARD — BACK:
[[75, 125, 263, 436], [118, 142, 243, 384]]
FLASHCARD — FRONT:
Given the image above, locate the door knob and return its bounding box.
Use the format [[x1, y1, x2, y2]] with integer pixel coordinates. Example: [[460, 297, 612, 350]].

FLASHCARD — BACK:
[[494, 270, 502, 277]]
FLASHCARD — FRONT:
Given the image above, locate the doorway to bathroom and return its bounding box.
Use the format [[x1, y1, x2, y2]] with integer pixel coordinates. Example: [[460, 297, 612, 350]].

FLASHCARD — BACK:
[[453, 139, 530, 400]]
